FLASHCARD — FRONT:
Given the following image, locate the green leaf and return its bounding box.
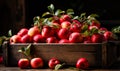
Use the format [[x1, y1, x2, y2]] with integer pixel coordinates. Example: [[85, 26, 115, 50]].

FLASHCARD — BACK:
[[8, 29, 12, 37], [18, 44, 32, 59], [34, 21, 39, 26], [55, 9, 63, 16], [48, 17, 53, 21], [42, 12, 51, 17], [112, 26, 120, 33], [33, 16, 41, 25], [33, 16, 41, 26], [66, 9, 74, 15], [88, 14, 99, 18], [0, 36, 10, 47], [73, 16, 79, 20], [80, 13, 86, 18], [81, 24, 88, 33], [25, 44, 31, 56], [83, 30, 90, 36], [42, 18, 49, 24], [54, 63, 65, 71], [90, 28, 99, 35], [33, 16, 40, 21], [47, 4, 54, 14], [54, 64, 62, 70], [79, 13, 87, 22]]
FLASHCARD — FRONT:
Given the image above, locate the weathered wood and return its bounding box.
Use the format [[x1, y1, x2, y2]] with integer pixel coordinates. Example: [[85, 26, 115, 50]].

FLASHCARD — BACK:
[[0, 65, 120, 71], [2, 41, 117, 68]]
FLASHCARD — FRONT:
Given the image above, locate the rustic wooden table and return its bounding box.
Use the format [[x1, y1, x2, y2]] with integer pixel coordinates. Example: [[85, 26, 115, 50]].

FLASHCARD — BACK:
[[0, 64, 120, 71]]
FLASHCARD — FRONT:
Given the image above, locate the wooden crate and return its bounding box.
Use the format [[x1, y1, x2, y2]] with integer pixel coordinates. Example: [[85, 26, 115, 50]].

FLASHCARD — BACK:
[[107, 41, 120, 68], [2, 41, 117, 68]]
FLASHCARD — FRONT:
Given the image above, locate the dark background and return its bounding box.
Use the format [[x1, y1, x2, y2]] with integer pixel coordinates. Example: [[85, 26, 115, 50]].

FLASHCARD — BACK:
[[0, 0, 120, 35], [25, 0, 120, 27]]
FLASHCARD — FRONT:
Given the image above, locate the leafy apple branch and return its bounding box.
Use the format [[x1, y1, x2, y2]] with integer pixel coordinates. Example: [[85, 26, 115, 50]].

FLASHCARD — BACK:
[[18, 44, 32, 60], [0, 29, 12, 53]]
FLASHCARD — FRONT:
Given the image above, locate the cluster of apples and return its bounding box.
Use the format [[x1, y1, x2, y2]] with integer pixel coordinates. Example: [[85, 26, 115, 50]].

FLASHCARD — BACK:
[[18, 57, 89, 69], [9, 21, 115, 44], [10, 4, 116, 44]]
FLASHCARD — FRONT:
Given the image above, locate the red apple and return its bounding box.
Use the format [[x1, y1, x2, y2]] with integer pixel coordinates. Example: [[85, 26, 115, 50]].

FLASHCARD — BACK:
[[33, 34, 45, 43], [51, 22, 61, 33], [28, 26, 40, 37], [58, 28, 71, 39], [103, 31, 114, 41], [76, 58, 89, 69], [61, 21, 71, 29], [10, 35, 21, 44], [48, 58, 60, 69], [41, 26, 55, 38], [83, 36, 92, 43], [17, 28, 28, 37], [46, 37, 58, 43], [91, 33, 104, 43], [21, 34, 32, 43], [70, 23, 82, 33], [52, 16, 60, 24], [18, 58, 30, 69], [59, 39, 70, 43], [30, 58, 44, 69], [91, 20, 101, 28], [99, 27, 108, 32], [0, 55, 3, 64], [72, 19, 81, 25], [69, 32, 83, 43], [60, 14, 71, 23]]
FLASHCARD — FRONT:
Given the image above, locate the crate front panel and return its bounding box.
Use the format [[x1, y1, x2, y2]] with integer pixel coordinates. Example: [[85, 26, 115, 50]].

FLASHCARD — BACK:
[[5, 43, 103, 67]]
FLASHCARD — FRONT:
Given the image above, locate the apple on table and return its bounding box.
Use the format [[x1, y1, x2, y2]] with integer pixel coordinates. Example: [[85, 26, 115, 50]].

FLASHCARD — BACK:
[[30, 57, 44, 69], [48, 58, 61, 69], [76, 58, 89, 69], [18, 58, 30, 69]]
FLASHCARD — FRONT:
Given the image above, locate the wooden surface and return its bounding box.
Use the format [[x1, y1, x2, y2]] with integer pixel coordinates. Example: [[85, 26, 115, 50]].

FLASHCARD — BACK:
[[0, 64, 120, 71]]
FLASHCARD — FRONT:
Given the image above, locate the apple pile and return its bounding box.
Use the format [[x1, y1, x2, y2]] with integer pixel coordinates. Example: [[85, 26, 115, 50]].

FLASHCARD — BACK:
[[10, 4, 117, 44]]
